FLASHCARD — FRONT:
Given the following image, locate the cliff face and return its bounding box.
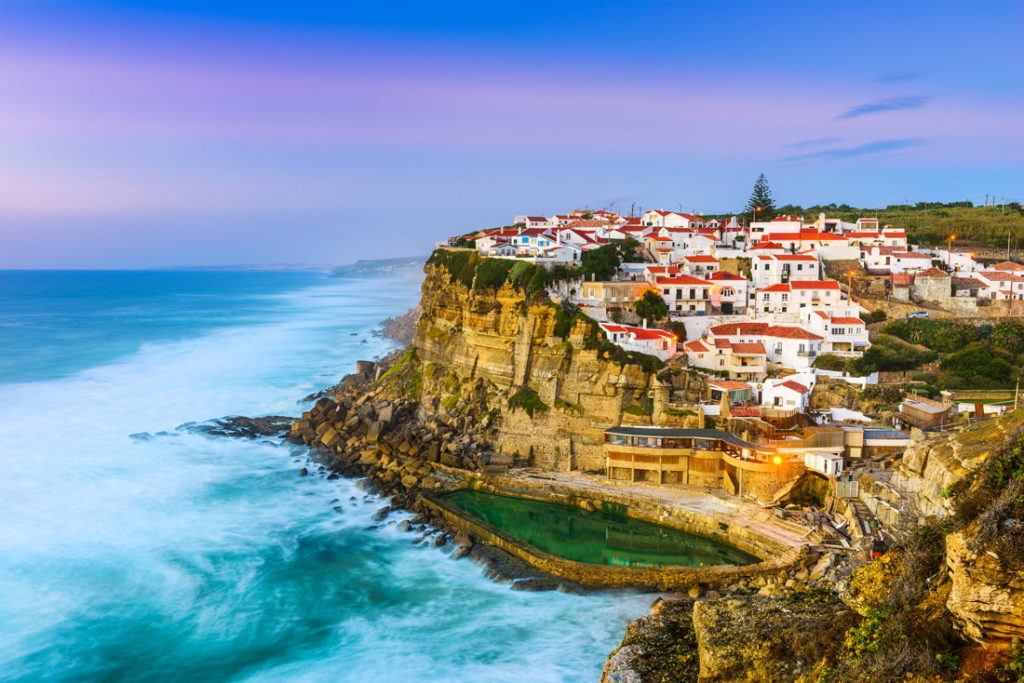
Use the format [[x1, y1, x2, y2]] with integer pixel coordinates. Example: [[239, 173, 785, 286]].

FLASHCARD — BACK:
[[397, 262, 657, 471]]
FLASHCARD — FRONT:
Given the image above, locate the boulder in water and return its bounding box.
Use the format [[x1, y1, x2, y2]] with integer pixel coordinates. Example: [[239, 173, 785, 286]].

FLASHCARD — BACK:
[[181, 415, 294, 439]]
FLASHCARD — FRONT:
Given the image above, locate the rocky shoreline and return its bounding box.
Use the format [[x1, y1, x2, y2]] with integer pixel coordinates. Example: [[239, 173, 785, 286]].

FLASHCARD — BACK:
[[286, 355, 596, 591]]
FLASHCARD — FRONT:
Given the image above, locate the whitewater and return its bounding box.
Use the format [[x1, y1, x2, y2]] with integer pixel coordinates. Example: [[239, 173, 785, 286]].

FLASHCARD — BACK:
[[0, 270, 649, 682]]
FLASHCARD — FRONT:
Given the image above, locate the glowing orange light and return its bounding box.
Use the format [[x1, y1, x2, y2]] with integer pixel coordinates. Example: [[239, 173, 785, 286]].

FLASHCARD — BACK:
[[772, 455, 783, 465]]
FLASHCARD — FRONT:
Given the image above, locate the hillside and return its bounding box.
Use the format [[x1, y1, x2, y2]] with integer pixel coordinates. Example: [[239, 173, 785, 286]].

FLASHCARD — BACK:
[[773, 201, 1024, 250]]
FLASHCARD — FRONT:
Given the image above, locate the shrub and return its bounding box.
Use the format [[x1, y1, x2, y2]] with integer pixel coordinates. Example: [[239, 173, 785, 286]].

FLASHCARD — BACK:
[[883, 319, 984, 353], [508, 388, 549, 417], [474, 258, 516, 290], [861, 309, 887, 324], [553, 398, 583, 415], [848, 334, 937, 374], [635, 290, 668, 323], [813, 353, 848, 372], [427, 249, 480, 288], [553, 301, 581, 338]]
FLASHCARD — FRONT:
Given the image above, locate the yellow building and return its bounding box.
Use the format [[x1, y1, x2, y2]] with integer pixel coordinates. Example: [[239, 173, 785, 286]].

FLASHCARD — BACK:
[[604, 426, 803, 500]]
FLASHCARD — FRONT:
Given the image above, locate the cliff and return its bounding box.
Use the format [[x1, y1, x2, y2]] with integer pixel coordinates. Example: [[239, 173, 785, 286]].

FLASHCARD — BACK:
[[385, 253, 662, 471]]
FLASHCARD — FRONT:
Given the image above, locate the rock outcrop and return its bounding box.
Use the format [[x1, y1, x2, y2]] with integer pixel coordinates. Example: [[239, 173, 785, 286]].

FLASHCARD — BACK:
[[401, 260, 662, 471], [692, 593, 858, 682], [947, 523, 1024, 644]]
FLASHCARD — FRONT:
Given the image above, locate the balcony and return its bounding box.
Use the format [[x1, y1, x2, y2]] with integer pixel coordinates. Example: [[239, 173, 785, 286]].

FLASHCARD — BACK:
[[796, 349, 818, 357]]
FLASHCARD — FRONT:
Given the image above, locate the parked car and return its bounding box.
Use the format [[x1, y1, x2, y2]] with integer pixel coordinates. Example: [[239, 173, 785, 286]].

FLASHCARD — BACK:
[[907, 311, 930, 319]]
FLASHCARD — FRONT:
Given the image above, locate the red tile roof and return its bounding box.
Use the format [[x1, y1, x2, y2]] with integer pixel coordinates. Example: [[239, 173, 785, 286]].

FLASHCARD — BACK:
[[600, 323, 675, 341], [916, 267, 950, 278], [683, 340, 709, 353], [830, 317, 864, 325], [765, 327, 822, 340], [710, 380, 752, 390], [779, 380, 809, 394], [684, 255, 719, 263], [730, 406, 763, 417], [759, 283, 792, 293], [656, 275, 712, 286], [730, 342, 766, 355], [789, 280, 840, 290], [709, 322, 769, 336]]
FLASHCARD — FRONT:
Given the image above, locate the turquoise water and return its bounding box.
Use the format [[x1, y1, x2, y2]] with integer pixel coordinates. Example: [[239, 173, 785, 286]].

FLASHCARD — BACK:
[[0, 270, 650, 682], [446, 490, 759, 568]]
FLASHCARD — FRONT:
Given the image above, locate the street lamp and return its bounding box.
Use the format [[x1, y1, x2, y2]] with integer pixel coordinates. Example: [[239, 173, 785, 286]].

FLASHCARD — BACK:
[[948, 234, 956, 268], [847, 269, 856, 301]]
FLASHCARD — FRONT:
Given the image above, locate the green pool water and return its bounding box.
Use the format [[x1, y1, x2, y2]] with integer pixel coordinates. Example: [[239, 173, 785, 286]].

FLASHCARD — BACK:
[[445, 489, 760, 569]]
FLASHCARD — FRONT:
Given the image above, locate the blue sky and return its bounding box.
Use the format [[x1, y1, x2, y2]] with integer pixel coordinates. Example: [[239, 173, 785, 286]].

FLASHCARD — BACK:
[[0, 0, 1021, 267]]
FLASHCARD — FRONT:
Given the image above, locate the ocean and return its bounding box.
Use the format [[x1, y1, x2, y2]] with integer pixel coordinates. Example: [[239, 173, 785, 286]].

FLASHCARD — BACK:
[[0, 270, 650, 682]]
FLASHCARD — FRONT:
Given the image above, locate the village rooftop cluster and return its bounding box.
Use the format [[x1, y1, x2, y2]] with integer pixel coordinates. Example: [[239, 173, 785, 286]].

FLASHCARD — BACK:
[[447, 206, 1024, 483]]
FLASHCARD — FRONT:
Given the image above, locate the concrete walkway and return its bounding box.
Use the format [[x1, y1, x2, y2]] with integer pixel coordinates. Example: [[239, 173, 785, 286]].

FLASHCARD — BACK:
[[511, 470, 816, 549]]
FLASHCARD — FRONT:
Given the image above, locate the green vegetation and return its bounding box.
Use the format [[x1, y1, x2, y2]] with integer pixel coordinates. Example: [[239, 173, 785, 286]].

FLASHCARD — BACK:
[[507, 388, 549, 417], [663, 406, 697, 418], [378, 348, 423, 399], [744, 173, 776, 222], [579, 239, 641, 281], [553, 301, 581, 338], [427, 248, 480, 288], [861, 309, 887, 325], [813, 334, 937, 376], [428, 248, 581, 301], [624, 396, 654, 417], [474, 258, 517, 290], [882, 318, 1024, 389], [770, 201, 1024, 249], [634, 290, 668, 322], [824, 423, 1024, 681], [553, 398, 583, 415]]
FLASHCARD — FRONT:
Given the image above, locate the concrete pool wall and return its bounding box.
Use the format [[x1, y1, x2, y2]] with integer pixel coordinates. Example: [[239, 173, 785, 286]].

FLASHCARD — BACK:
[[420, 472, 810, 591]]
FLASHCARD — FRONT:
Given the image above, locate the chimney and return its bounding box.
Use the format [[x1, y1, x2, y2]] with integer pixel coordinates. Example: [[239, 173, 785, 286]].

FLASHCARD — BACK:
[[642, 318, 648, 328]]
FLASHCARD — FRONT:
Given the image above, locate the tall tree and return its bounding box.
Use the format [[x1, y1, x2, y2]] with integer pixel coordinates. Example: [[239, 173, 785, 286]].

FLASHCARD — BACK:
[[745, 173, 776, 223]]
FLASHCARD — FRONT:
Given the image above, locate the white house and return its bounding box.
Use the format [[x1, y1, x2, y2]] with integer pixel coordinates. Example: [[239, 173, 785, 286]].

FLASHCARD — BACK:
[[703, 321, 825, 370], [755, 280, 842, 314], [655, 274, 713, 316], [861, 246, 934, 274], [643, 210, 705, 229], [750, 215, 803, 240], [657, 228, 717, 255], [599, 323, 677, 361], [751, 253, 821, 287], [802, 309, 869, 355], [679, 254, 720, 278], [762, 377, 812, 411], [684, 338, 767, 380], [708, 271, 749, 314], [976, 270, 1024, 300], [513, 215, 553, 228]]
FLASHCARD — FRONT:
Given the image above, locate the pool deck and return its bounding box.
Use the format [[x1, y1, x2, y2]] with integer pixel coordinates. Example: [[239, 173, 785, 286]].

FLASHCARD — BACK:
[[501, 470, 815, 550]]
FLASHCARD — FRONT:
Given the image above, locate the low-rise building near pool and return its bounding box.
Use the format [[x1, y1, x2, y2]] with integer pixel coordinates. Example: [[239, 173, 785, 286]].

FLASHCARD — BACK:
[[603, 426, 803, 500]]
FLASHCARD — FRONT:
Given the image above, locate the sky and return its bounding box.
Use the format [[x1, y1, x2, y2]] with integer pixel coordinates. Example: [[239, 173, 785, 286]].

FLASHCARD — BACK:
[[0, 1, 1022, 268]]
